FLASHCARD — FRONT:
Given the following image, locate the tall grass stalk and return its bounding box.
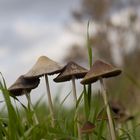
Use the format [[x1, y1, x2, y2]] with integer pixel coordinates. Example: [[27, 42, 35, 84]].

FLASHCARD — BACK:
[[25, 94, 39, 125], [100, 78, 116, 140], [72, 76, 82, 140], [87, 21, 92, 109], [45, 75, 55, 127], [0, 74, 24, 140]]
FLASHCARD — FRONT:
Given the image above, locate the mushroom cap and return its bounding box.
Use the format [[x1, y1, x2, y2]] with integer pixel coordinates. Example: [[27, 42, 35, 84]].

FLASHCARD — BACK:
[[81, 59, 122, 84], [81, 121, 95, 134], [8, 76, 40, 96], [109, 100, 125, 115], [24, 56, 62, 78], [109, 100, 134, 123], [53, 61, 88, 82]]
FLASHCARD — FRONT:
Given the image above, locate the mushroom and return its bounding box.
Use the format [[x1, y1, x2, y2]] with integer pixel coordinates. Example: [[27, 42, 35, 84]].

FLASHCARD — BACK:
[[81, 59, 122, 140], [109, 100, 125, 116], [8, 76, 40, 96], [53, 61, 88, 100], [109, 100, 134, 123], [53, 61, 88, 140], [80, 121, 95, 134], [8, 75, 40, 124], [24, 56, 62, 127]]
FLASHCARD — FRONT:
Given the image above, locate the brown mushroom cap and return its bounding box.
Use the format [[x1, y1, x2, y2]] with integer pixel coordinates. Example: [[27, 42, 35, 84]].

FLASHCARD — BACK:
[[81, 121, 95, 134], [8, 76, 40, 96], [24, 56, 62, 78], [109, 100, 125, 115], [109, 100, 134, 123], [53, 61, 88, 82], [81, 60, 122, 84]]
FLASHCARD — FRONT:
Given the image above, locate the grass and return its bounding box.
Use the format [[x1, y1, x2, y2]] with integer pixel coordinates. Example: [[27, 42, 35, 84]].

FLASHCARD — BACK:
[[0, 75, 140, 140]]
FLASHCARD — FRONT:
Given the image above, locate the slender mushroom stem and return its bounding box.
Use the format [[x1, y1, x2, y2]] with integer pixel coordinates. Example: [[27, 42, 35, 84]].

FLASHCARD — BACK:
[[72, 76, 78, 101], [25, 93, 39, 125], [72, 76, 82, 140], [99, 78, 116, 140], [45, 74, 55, 127]]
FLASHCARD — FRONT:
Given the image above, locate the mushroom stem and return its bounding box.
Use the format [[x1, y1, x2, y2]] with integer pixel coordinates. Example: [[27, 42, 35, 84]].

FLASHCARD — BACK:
[[72, 76, 82, 140], [25, 93, 39, 125], [99, 78, 116, 140], [45, 74, 55, 127], [72, 76, 78, 102]]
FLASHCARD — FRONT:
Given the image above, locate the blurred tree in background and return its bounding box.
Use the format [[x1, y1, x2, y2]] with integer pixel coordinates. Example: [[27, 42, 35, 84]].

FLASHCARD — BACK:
[[64, 0, 140, 115]]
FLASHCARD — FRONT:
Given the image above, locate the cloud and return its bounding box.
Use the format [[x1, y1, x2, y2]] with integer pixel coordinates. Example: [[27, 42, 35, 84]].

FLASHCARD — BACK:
[[19, 26, 84, 64], [14, 20, 62, 41]]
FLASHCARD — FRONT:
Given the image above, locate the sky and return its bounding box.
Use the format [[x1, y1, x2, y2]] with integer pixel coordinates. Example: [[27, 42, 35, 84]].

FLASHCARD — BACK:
[[0, 0, 83, 83], [0, 0, 86, 106], [0, 0, 83, 84]]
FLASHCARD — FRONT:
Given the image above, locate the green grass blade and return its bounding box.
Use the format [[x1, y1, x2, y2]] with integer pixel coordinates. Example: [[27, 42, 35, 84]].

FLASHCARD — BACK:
[[60, 90, 71, 107], [76, 90, 84, 108], [84, 85, 90, 120], [0, 74, 25, 140], [125, 71, 140, 89], [86, 21, 93, 68]]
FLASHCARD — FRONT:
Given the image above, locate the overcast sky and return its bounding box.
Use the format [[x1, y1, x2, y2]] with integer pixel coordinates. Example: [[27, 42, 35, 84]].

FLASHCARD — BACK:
[[0, 0, 82, 84], [0, 0, 87, 106]]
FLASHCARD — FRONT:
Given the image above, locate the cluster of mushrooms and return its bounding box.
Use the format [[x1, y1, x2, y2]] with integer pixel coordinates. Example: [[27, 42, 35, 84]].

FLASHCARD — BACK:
[[8, 56, 122, 140]]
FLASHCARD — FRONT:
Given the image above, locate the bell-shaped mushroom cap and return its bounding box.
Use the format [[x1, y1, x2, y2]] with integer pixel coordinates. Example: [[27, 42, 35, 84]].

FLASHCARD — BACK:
[[81, 60, 122, 84], [81, 121, 95, 134], [8, 76, 40, 96], [24, 56, 62, 78], [53, 61, 88, 82]]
